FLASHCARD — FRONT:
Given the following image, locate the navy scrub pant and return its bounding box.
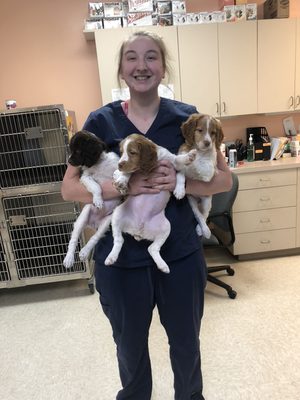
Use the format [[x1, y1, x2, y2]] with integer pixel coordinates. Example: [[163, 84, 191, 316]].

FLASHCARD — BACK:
[[95, 248, 207, 400]]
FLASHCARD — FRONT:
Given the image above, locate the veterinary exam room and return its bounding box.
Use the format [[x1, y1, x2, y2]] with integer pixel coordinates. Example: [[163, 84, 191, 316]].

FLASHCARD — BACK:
[[1, 1, 300, 399]]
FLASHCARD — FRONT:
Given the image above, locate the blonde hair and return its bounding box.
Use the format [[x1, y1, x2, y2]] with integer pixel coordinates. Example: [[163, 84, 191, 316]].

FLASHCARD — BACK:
[[116, 30, 172, 87]]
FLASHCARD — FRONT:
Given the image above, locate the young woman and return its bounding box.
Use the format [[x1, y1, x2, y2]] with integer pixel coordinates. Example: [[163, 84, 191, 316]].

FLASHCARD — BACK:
[[62, 30, 232, 400]]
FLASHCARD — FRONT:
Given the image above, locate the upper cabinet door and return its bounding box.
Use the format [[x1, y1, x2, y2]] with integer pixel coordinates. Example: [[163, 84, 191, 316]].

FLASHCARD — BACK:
[[95, 26, 180, 105], [258, 19, 296, 113], [218, 21, 257, 117], [295, 19, 300, 111], [178, 24, 220, 116]]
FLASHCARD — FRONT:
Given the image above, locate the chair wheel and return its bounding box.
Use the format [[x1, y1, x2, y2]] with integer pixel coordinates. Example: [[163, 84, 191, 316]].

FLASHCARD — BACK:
[[227, 267, 235, 276], [228, 290, 237, 299]]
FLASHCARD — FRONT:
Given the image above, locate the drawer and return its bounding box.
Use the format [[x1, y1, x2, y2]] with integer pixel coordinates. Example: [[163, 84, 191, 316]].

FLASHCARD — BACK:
[[233, 228, 296, 255], [233, 185, 296, 212], [233, 207, 296, 234], [238, 169, 297, 190]]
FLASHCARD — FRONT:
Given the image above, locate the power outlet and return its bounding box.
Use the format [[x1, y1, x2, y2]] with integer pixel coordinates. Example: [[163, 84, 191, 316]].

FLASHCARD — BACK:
[[283, 116, 297, 136]]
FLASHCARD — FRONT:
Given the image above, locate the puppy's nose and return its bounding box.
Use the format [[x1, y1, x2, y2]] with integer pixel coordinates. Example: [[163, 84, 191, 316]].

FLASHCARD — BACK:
[[118, 161, 126, 170], [204, 140, 211, 147]]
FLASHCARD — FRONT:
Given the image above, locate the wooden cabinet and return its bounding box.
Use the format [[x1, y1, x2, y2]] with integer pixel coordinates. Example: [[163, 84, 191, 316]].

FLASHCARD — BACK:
[[232, 169, 297, 256], [177, 24, 219, 116], [218, 21, 257, 117], [178, 21, 257, 117], [94, 26, 181, 105], [258, 18, 300, 113]]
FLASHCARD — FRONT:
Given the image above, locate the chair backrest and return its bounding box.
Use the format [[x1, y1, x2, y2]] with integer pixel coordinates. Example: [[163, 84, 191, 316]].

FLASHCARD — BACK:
[[206, 172, 239, 247]]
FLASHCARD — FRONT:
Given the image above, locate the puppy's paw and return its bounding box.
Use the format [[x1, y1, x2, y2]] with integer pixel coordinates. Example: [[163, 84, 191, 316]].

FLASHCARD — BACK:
[[185, 149, 197, 164], [104, 254, 117, 266], [63, 254, 74, 269], [93, 196, 104, 209], [201, 224, 211, 239], [79, 247, 90, 261], [112, 170, 129, 195], [157, 262, 170, 274], [173, 186, 185, 200]]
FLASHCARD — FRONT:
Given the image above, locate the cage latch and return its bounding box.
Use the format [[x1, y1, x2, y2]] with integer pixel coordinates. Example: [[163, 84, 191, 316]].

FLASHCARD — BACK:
[[25, 126, 43, 139], [9, 215, 27, 226]]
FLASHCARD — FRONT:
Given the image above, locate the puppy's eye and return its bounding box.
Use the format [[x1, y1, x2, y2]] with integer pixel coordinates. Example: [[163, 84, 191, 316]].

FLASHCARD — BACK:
[[195, 128, 203, 133], [129, 150, 137, 156]]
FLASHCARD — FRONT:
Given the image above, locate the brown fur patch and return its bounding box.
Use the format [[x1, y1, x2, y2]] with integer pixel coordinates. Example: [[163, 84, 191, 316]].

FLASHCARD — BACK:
[[180, 113, 224, 150], [119, 134, 158, 175]]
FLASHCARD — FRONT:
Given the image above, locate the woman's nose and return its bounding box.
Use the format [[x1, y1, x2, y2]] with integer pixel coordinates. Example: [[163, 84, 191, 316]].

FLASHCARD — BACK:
[[136, 57, 147, 70]]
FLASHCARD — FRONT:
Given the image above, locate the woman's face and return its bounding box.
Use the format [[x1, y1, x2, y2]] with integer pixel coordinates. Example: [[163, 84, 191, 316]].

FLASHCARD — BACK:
[[120, 36, 165, 95]]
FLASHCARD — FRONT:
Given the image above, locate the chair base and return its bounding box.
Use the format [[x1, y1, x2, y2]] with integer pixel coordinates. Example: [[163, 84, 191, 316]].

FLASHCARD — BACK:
[[207, 265, 237, 299]]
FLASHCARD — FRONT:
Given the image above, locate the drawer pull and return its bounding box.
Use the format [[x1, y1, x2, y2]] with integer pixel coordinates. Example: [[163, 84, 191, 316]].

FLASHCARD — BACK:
[[260, 196, 270, 201], [260, 239, 271, 244], [260, 218, 270, 223], [259, 178, 271, 182]]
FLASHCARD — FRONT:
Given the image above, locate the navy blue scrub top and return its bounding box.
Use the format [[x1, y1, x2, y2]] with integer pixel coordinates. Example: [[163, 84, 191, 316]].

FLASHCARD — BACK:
[[83, 97, 201, 268]]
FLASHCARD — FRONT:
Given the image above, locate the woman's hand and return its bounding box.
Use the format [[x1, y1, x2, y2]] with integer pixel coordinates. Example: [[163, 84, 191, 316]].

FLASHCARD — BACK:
[[127, 160, 177, 195]]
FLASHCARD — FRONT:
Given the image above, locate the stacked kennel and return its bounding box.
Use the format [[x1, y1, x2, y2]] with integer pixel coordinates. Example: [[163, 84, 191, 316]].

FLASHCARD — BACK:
[[0, 105, 94, 292]]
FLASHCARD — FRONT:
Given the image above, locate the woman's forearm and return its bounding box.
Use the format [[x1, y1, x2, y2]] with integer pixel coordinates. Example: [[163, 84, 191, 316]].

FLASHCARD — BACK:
[[61, 165, 121, 203], [186, 151, 233, 197]]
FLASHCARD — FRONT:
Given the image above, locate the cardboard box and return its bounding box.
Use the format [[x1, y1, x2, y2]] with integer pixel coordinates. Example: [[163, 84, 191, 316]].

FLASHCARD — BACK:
[[246, 3, 257, 20], [264, 0, 289, 19]]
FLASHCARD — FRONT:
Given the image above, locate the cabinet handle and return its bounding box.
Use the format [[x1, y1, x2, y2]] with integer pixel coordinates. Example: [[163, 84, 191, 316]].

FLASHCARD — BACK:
[[222, 102, 226, 113], [259, 178, 271, 182], [216, 102, 219, 114], [289, 96, 294, 108], [296, 96, 300, 107], [260, 196, 270, 201], [260, 239, 271, 244], [260, 218, 270, 223]]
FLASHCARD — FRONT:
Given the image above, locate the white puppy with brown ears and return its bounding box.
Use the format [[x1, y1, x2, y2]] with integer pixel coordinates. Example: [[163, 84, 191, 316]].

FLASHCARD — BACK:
[[174, 113, 224, 238], [105, 133, 197, 274]]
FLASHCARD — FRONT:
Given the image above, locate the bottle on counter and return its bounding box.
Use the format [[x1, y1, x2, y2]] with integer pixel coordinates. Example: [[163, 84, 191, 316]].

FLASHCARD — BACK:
[[247, 133, 254, 162]]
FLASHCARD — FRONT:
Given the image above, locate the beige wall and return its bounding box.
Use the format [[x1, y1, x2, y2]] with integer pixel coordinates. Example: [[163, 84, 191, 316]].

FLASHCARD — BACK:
[[0, 0, 300, 141]]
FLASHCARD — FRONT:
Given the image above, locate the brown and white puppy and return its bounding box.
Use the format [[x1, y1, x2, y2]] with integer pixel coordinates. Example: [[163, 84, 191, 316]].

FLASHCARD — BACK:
[[175, 113, 224, 238], [63, 130, 120, 269], [105, 133, 196, 274]]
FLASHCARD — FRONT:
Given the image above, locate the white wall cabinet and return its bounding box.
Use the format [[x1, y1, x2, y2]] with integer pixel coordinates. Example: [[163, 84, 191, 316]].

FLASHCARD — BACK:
[[177, 24, 220, 116], [258, 18, 300, 113], [178, 21, 257, 117], [295, 19, 300, 111]]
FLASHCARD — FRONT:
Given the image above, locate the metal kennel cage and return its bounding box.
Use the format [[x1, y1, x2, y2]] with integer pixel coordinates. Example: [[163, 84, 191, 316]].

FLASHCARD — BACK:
[[0, 105, 94, 292], [0, 190, 93, 290], [0, 105, 70, 190]]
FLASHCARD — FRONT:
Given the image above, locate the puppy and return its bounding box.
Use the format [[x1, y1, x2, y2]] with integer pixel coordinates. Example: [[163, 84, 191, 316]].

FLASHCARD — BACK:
[[63, 130, 120, 268], [105, 133, 197, 274], [175, 113, 224, 238]]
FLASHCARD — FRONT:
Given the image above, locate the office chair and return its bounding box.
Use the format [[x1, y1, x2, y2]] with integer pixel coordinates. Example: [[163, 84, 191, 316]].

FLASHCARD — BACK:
[[203, 172, 239, 299]]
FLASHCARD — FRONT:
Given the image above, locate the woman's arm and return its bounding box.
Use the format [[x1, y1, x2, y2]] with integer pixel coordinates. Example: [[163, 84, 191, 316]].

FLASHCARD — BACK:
[[186, 151, 232, 197], [61, 164, 121, 203]]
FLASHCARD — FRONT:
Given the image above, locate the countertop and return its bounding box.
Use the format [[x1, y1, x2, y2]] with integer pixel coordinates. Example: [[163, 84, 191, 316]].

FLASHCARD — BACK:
[[231, 156, 300, 174]]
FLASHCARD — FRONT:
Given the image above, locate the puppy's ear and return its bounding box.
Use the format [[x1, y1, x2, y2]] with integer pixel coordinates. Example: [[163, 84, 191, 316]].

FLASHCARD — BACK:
[[139, 140, 158, 174], [214, 119, 224, 150], [181, 114, 199, 147]]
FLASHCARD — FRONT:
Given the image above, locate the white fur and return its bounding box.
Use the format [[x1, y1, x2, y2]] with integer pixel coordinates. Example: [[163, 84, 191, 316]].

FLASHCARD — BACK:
[[63, 151, 120, 269], [106, 136, 197, 274]]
